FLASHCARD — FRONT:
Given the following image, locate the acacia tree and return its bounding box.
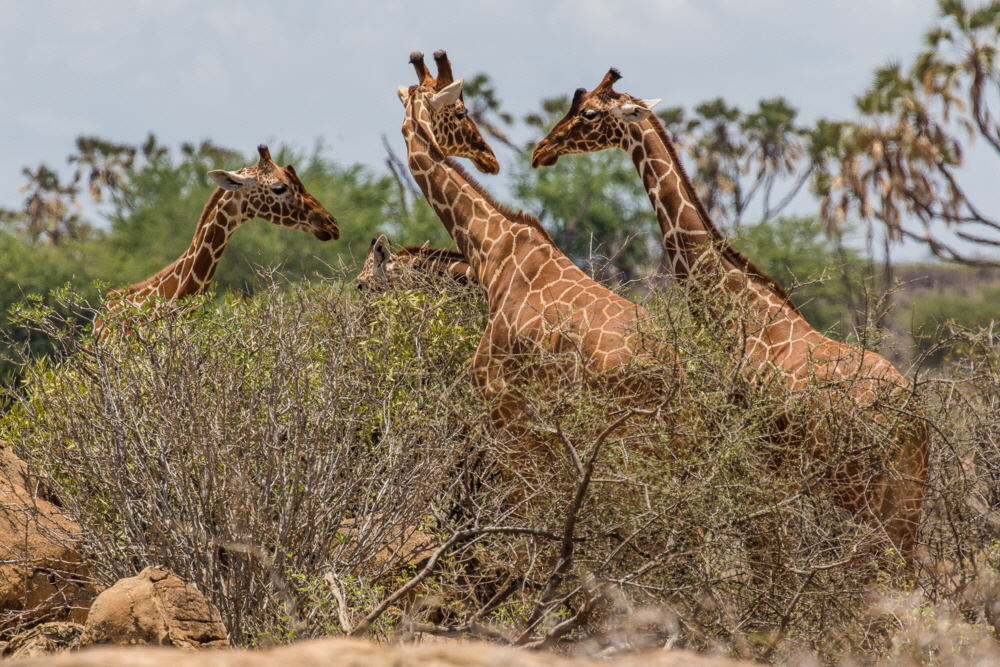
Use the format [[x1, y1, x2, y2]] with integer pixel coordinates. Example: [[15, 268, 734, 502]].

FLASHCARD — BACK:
[[15, 165, 84, 245], [814, 0, 1000, 266], [68, 136, 137, 204]]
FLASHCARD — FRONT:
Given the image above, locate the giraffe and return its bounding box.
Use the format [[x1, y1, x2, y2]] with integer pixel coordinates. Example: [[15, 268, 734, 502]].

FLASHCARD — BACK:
[[356, 235, 475, 291], [397, 53, 682, 478], [531, 69, 929, 568], [96, 145, 339, 337]]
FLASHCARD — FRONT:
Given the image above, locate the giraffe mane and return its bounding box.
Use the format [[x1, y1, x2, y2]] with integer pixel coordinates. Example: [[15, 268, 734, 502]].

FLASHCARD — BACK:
[[397, 246, 467, 263], [121, 186, 228, 295], [644, 111, 799, 313], [438, 155, 557, 246]]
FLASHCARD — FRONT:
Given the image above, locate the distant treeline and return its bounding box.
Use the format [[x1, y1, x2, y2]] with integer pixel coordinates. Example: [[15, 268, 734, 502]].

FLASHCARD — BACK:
[[2, 130, 998, 380]]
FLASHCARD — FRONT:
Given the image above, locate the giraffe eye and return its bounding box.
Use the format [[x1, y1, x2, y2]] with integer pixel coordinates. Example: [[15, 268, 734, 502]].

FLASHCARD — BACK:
[[271, 183, 288, 195], [580, 109, 598, 120], [455, 110, 468, 120]]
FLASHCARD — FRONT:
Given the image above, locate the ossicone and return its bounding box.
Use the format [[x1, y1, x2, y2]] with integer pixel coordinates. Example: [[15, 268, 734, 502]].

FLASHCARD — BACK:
[[594, 67, 623, 95], [409, 51, 433, 86], [433, 49, 454, 87]]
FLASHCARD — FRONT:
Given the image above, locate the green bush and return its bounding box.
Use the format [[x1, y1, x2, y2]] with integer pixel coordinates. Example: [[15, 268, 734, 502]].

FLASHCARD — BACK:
[[910, 286, 1000, 353]]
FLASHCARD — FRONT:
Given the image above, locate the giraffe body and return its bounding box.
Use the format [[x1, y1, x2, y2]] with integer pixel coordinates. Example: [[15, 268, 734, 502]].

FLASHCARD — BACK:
[[532, 70, 929, 566], [97, 146, 338, 336]]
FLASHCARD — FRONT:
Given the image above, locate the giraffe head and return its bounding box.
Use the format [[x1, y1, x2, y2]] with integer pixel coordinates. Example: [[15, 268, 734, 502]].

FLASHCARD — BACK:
[[356, 235, 393, 291], [531, 69, 661, 168], [396, 50, 499, 174], [207, 145, 339, 240]]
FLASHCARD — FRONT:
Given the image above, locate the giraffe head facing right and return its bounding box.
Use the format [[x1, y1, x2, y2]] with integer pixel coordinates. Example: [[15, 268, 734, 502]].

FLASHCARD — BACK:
[[397, 50, 499, 174], [530, 69, 661, 168], [207, 145, 340, 241]]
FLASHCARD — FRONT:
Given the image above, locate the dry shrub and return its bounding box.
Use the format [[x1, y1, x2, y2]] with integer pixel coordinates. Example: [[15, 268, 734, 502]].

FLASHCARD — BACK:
[[1, 273, 997, 665], [2, 273, 491, 644]]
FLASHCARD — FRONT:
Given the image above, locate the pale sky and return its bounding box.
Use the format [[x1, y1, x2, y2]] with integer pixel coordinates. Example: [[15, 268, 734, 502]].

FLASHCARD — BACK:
[[1, 0, 997, 260]]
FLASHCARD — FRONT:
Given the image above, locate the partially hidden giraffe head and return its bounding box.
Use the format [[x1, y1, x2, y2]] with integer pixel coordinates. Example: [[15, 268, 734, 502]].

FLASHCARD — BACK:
[[356, 235, 472, 291], [531, 68, 661, 168], [396, 50, 499, 175], [356, 235, 393, 291], [207, 145, 340, 241]]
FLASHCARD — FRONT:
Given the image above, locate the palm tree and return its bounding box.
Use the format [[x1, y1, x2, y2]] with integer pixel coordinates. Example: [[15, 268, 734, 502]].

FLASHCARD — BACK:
[[743, 98, 811, 222]]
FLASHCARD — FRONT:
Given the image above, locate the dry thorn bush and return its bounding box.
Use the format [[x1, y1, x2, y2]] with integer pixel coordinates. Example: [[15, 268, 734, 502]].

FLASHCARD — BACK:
[[0, 271, 997, 665]]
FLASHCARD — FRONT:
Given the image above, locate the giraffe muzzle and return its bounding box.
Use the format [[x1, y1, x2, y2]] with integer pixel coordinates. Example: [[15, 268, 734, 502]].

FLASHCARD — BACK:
[[310, 212, 340, 241], [472, 152, 500, 175], [530, 142, 559, 168]]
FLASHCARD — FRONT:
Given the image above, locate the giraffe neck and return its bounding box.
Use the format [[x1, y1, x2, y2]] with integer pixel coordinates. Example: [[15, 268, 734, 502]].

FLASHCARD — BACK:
[[126, 188, 249, 300], [621, 118, 800, 318], [402, 98, 526, 294]]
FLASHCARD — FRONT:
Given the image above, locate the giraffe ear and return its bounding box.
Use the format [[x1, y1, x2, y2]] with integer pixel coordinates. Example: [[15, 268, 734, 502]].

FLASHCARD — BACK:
[[208, 170, 248, 191], [373, 235, 392, 265], [640, 98, 662, 111], [613, 100, 657, 123], [397, 86, 410, 106], [428, 78, 464, 111]]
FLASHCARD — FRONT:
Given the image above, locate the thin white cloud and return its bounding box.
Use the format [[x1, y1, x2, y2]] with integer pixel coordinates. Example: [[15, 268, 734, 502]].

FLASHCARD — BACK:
[[552, 0, 707, 46], [15, 109, 100, 139]]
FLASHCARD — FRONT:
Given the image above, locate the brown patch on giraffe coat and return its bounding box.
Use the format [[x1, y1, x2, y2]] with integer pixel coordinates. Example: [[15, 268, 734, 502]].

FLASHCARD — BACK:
[[192, 247, 214, 281], [158, 276, 179, 298]]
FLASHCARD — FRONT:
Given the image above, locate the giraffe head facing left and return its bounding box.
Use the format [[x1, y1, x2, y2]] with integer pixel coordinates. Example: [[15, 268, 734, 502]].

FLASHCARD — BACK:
[[208, 145, 340, 241], [396, 50, 499, 174], [530, 69, 661, 168]]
